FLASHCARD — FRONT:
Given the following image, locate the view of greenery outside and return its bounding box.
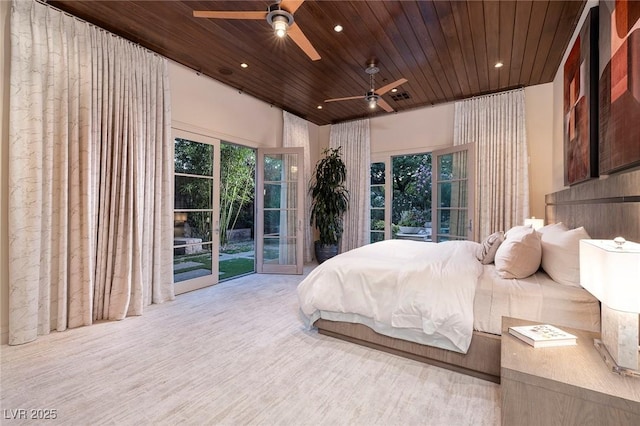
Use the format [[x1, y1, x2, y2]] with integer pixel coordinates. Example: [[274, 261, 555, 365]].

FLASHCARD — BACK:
[[391, 153, 432, 238], [370, 162, 385, 243], [220, 144, 255, 249], [218, 143, 256, 279]]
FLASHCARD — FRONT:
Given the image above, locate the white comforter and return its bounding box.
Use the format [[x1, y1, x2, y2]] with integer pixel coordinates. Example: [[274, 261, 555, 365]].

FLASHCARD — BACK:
[[297, 239, 483, 353]]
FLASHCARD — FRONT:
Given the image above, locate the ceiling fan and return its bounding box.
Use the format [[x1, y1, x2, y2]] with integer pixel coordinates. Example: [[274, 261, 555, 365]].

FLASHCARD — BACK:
[[193, 0, 320, 61], [324, 63, 408, 112]]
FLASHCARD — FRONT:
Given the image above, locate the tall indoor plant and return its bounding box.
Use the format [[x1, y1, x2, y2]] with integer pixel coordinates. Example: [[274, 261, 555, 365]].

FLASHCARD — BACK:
[[309, 147, 349, 263]]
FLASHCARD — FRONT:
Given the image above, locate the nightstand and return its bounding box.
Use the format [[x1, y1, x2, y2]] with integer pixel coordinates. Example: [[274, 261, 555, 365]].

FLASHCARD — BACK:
[[501, 317, 640, 425]]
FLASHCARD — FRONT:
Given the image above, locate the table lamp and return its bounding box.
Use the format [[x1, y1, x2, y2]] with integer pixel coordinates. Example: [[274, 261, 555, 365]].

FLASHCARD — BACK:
[[524, 217, 544, 230], [580, 238, 640, 376]]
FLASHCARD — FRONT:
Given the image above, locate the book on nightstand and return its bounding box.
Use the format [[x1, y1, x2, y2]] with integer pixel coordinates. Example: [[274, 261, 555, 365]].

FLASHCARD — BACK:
[[508, 324, 577, 348]]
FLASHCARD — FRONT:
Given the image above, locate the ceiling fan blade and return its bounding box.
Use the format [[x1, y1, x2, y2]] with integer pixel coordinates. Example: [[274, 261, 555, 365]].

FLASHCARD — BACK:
[[287, 22, 321, 61], [377, 98, 395, 113], [375, 78, 408, 96], [324, 96, 363, 103], [193, 11, 267, 20], [280, 0, 305, 14]]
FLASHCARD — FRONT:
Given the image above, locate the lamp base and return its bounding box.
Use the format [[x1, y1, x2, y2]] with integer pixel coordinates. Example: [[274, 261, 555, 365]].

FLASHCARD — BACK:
[[593, 339, 640, 378]]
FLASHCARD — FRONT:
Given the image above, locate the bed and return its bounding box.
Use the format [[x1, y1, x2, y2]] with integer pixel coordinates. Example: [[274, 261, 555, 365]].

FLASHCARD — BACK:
[[298, 169, 640, 383], [298, 238, 600, 382]]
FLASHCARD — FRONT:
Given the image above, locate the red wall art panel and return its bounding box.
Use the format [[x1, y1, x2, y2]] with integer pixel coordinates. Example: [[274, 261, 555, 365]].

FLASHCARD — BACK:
[[564, 7, 599, 186], [599, 0, 640, 174]]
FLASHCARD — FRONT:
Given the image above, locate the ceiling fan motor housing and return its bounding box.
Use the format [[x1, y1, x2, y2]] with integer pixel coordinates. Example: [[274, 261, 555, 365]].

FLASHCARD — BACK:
[[365, 91, 379, 101], [266, 4, 294, 26]]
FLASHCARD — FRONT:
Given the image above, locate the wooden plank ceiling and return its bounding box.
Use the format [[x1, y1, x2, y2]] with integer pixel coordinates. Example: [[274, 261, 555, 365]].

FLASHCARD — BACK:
[[48, 0, 586, 126]]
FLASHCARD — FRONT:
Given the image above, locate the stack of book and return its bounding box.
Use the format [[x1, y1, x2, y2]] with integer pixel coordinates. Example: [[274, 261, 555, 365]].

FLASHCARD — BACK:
[[508, 324, 577, 348]]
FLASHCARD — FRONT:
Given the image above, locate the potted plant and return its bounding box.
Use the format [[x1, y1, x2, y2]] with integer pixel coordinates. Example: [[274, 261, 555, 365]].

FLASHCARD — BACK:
[[398, 209, 426, 234], [309, 147, 349, 263]]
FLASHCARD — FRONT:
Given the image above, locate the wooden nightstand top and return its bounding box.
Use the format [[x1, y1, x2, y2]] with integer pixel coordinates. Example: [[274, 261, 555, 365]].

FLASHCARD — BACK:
[[501, 316, 640, 415]]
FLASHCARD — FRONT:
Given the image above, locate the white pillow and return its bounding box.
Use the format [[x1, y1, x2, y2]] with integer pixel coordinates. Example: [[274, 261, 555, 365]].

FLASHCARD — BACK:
[[494, 226, 542, 279], [539, 226, 591, 287], [476, 231, 504, 264], [537, 222, 568, 236]]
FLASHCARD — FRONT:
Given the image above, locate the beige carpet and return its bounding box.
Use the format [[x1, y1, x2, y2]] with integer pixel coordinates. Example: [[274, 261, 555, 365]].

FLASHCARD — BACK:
[[1, 267, 500, 425]]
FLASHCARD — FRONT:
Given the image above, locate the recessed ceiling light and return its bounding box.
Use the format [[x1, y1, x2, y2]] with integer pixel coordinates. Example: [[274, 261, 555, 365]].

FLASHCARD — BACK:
[[494, 61, 504, 68], [334, 24, 343, 33], [240, 63, 249, 68], [317, 105, 323, 110], [391, 88, 398, 93]]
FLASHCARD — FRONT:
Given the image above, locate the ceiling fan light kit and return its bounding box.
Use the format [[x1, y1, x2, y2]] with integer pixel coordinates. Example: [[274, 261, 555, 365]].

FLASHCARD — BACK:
[[266, 5, 293, 38], [365, 92, 379, 109]]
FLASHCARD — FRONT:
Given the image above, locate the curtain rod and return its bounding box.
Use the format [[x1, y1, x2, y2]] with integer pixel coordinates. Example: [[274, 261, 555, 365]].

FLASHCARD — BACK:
[[464, 86, 526, 102], [33, 0, 160, 58]]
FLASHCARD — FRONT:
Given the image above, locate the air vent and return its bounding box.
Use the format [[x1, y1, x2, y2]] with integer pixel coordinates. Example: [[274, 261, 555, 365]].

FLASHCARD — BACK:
[[390, 92, 411, 101]]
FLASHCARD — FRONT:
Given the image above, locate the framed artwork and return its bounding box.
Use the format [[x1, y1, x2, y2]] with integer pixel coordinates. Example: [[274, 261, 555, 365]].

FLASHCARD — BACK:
[[598, 0, 640, 174], [564, 6, 599, 186]]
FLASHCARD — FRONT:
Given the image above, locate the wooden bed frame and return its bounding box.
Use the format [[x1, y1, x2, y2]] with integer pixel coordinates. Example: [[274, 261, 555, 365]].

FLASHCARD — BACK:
[[314, 169, 640, 383], [317, 320, 502, 382]]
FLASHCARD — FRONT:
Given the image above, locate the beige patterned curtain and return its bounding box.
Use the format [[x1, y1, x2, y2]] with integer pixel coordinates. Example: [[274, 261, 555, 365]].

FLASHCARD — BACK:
[[282, 111, 313, 263], [8, 0, 174, 345], [329, 119, 371, 253], [453, 88, 529, 241]]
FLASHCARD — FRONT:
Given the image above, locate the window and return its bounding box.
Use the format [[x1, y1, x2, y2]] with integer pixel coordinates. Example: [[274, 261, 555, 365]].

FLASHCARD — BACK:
[[371, 147, 473, 244], [370, 162, 386, 243]]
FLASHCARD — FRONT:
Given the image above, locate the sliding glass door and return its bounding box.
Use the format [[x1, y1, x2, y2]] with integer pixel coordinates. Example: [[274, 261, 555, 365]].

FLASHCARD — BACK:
[[173, 129, 220, 294]]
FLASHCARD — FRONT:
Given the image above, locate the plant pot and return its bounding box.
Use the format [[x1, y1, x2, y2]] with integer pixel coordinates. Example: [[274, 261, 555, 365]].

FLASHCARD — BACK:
[[315, 241, 339, 264], [399, 226, 422, 234]]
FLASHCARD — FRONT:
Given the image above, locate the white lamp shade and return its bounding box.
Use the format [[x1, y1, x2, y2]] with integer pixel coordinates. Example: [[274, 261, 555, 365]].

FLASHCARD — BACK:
[[524, 217, 544, 230], [579, 239, 640, 313]]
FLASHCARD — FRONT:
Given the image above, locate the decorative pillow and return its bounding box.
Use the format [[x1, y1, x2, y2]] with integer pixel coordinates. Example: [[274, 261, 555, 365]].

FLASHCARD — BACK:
[[536, 222, 568, 236], [540, 226, 591, 287], [494, 226, 542, 279], [476, 231, 504, 264]]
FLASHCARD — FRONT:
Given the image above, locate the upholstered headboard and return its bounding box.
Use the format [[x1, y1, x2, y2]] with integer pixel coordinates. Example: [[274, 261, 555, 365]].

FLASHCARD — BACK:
[[545, 169, 640, 242]]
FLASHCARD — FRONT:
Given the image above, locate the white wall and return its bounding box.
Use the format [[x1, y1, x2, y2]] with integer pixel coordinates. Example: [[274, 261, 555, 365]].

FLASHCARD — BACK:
[[525, 83, 555, 219], [169, 62, 283, 148], [370, 103, 455, 157]]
